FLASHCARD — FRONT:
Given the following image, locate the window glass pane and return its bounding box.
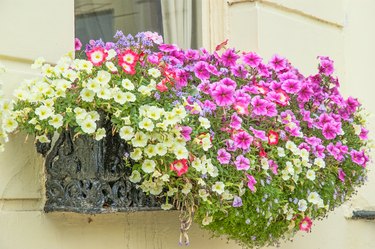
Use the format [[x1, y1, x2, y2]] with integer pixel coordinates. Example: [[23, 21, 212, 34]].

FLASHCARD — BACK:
[[75, 0, 202, 49]]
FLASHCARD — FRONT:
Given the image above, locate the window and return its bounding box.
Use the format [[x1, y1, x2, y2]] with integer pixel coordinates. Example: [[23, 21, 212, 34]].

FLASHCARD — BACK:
[[75, 0, 202, 49]]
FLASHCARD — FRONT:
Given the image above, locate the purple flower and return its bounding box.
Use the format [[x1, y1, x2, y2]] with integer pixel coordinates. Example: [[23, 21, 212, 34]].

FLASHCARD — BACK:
[[318, 56, 334, 75], [234, 155, 250, 170], [226, 139, 237, 152], [232, 196, 243, 207], [217, 148, 231, 164], [322, 122, 339, 140]]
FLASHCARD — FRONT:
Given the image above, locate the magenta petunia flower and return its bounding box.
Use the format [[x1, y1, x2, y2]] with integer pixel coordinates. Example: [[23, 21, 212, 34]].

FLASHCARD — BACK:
[[234, 155, 250, 171], [233, 131, 253, 150], [231, 64, 248, 78], [251, 96, 268, 116], [322, 122, 339, 140], [250, 127, 267, 141], [159, 43, 179, 52], [338, 168, 346, 182], [220, 77, 237, 89], [282, 79, 302, 94], [217, 148, 231, 164], [242, 52, 262, 67], [75, 38, 82, 50], [298, 83, 314, 102], [318, 56, 334, 75], [346, 96, 360, 113], [269, 160, 278, 175], [211, 84, 235, 106], [221, 48, 239, 67], [180, 126, 192, 141], [359, 127, 369, 140], [230, 113, 242, 130], [226, 139, 238, 152], [350, 149, 368, 167], [265, 102, 278, 117], [194, 61, 211, 80], [268, 54, 287, 72], [246, 174, 257, 192]]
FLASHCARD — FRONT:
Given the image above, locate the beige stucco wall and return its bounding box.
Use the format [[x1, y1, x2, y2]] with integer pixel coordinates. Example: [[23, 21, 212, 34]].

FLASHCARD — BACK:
[[1, 1, 375, 249]]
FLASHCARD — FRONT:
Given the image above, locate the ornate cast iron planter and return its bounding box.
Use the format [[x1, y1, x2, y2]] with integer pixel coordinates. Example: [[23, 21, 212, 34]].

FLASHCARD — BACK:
[[37, 119, 163, 213]]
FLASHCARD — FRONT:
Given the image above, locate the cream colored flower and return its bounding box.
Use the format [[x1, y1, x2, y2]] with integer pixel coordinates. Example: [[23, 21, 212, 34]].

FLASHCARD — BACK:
[[314, 157, 326, 168], [306, 169, 316, 181], [119, 126, 134, 141], [199, 116, 211, 129], [107, 49, 117, 60], [124, 92, 136, 102], [87, 79, 101, 93], [142, 159, 156, 173], [80, 88, 95, 102], [130, 148, 143, 161], [2, 117, 18, 133], [35, 105, 53, 120], [139, 117, 154, 132], [212, 181, 225, 195], [155, 143, 167, 156], [161, 203, 173, 210], [80, 119, 97, 134], [202, 216, 213, 226], [31, 57, 45, 69], [131, 131, 149, 147], [113, 90, 127, 105], [148, 68, 161, 78], [95, 128, 106, 141], [48, 114, 63, 129], [144, 144, 157, 158], [121, 79, 135, 90], [129, 170, 142, 183], [97, 87, 111, 100], [36, 134, 50, 143], [96, 70, 111, 85], [173, 144, 189, 159]]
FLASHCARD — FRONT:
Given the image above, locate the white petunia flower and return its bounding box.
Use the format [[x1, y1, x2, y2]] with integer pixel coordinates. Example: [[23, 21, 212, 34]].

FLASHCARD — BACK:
[[131, 131, 149, 147], [106, 49, 117, 60], [173, 144, 189, 159], [199, 116, 211, 129], [155, 143, 167, 156], [97, 87, 111, 100], [96, 70, 111, 85], [148, 68, 161, 78], [95, 128, 106, 141], [314, 157, 326, 168], [142, 159, 156, 173], [306, 169, 316, 181], [113, 90, 127, 105], [130, 148, 143, 161], [202, 216, 213, 226], [2, 117, 18, 133], [144, 144, 157, 158], [121, 79, 135, 90], [36, 134, 50, 143], [48, 114, 63, 129], [105, 61, 118, 73], [80, 119, 97, 134], [80, 88, 95, 102], [277, 147, 286, 157], [119, 126, 134, 141], [35, 105, 53, 120], [124, 92, 136, 102], [212, 181, 225, 195], [298, 199, 308, 212], [161, 203, 173, 210], [139, 117, 154, 132], [307, 191, 321, 204], [31, 57, 46, 69], [129, 170, 142, 183]]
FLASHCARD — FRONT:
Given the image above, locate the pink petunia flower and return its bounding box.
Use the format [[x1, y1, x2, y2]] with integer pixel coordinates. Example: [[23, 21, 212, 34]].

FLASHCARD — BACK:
[[217, 148, 231, 164], [269, 160, 278, 175], [75, 38, 82, 50], [230, 113, 242, 130], [322, 122, 339, 140], [359, 127, 369, 140], [118, 49, 139, 66], [338, 168, 346, 182], [221, 48, 240, 67], [299, 217, 312, 232], [250, 127, 267, 141], [234, 155, 250, 170], [246, 174, 257, 192], [233, 131, 253, 150]]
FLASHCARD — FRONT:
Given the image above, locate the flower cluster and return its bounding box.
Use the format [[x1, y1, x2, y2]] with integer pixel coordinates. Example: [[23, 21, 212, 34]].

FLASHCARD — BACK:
[[0, 31, 371, 248]]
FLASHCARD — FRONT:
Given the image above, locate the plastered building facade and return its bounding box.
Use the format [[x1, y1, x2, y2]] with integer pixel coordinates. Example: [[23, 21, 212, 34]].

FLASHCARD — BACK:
[[0, 1, 374, 249]]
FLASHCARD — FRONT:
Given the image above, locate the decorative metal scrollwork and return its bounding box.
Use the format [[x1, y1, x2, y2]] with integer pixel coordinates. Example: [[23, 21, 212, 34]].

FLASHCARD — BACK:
[[39, 120, 163, 213]]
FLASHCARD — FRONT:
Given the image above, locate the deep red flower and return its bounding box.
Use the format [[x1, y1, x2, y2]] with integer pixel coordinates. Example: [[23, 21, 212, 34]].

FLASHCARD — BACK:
[[268, 130, 279, 145]]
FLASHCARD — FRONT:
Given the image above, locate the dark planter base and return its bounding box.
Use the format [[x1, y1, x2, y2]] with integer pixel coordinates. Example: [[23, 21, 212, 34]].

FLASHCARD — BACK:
[[39, 125, 163, 213]]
